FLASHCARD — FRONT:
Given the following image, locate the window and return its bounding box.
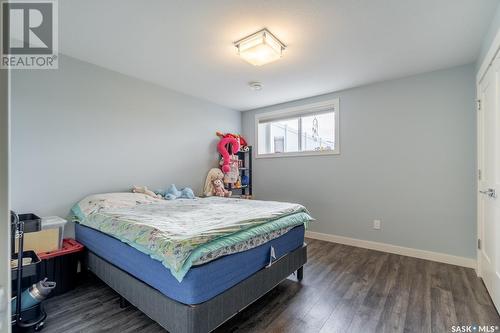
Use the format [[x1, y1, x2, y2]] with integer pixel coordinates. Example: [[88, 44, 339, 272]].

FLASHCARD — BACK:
[[256, 98, 339, 157]]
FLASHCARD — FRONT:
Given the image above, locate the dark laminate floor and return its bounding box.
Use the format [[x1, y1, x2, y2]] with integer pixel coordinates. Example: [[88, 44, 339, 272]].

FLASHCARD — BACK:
[[42, 239, 500, 333]]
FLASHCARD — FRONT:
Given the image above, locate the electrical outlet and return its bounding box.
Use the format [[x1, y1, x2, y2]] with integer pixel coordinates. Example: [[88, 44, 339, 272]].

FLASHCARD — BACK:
[[373, 220, 381, 230]]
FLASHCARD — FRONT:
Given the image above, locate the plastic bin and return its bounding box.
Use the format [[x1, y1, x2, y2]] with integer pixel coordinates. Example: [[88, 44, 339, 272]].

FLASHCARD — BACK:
[[36, 239, 85, 298], [20, 216, 67, 254], [11, 214, 42, 254], [18, 214, 42, 233], [11, 251, 41, 282], [41, 216, 67, 249]]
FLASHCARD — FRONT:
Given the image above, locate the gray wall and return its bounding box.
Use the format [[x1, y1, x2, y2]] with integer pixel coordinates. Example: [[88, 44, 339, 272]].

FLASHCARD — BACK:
[[242, 64, 476, 259], [11, 55, 240, 235], [0, 67, 10, 331], [477, 2, 500, 70]]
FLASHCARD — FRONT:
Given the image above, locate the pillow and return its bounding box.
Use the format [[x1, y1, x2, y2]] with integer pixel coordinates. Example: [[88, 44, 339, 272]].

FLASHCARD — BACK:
[[70, 192, 163, 222]]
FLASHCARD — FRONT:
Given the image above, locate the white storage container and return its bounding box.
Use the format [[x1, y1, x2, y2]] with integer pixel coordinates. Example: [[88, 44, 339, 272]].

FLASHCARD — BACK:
[[41, 216, 67, 249]]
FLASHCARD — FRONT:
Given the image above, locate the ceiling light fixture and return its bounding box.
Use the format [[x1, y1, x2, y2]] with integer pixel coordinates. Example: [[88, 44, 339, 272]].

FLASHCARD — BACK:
[[234, 28, 286, 66]]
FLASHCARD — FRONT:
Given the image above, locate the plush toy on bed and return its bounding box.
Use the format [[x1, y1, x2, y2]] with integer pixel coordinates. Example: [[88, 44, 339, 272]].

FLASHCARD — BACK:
[[132, 185, 163, 199], [203, 168, 231, 197], [156, 184, 195, 200]]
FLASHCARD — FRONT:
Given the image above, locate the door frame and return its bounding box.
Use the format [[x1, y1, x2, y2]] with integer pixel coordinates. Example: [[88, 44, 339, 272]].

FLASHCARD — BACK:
[[0, 63, 10, 329], [477, 27, 500, 277]]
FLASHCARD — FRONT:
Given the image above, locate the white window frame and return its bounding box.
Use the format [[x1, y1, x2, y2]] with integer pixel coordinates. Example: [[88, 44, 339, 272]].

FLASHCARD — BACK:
[[255, 98, 340, 158]]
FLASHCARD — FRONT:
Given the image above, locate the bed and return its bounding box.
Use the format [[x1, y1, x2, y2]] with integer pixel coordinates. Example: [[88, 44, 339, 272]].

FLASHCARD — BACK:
[[71, 193, 312, 333]]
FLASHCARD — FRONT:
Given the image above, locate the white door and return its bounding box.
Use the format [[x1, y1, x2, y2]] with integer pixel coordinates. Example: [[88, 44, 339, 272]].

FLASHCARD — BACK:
[[478, 56, 500, 310]]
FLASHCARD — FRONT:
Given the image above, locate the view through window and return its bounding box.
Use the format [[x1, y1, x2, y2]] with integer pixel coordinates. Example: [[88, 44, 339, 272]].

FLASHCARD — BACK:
[[256, 99, 339, 157]]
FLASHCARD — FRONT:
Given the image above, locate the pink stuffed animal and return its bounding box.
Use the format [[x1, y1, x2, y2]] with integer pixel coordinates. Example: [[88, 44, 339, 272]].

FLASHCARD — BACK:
[[213, 179, 232, 197], [218, 137, 240, 173]]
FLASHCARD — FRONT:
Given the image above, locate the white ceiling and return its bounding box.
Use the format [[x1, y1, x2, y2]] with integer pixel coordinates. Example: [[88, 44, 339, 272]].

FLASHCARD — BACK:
[[60, 0, 499, 111]]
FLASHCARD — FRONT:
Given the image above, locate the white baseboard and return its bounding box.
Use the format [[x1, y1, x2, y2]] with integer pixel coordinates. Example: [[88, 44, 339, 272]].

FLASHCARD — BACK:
[[305, 231, 477, 269]]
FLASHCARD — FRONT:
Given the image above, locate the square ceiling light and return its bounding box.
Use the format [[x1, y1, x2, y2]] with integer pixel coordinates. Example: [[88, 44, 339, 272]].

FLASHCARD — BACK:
[[234, 28, 286, 66]]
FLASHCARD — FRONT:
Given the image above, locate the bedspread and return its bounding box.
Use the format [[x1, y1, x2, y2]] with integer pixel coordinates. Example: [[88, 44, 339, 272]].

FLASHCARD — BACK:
[[71, 194, 313, 281]]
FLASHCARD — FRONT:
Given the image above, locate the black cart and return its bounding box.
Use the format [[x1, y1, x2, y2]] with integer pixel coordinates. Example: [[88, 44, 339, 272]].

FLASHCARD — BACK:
[[11, 212, 47, 332]]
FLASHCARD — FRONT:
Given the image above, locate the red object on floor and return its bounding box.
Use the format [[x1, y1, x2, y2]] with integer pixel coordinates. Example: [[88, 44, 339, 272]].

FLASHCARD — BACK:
[[38, 238, 84, 260]]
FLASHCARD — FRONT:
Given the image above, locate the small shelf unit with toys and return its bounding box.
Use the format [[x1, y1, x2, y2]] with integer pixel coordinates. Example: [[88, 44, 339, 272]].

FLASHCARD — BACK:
[[224, 146, 252, 198]]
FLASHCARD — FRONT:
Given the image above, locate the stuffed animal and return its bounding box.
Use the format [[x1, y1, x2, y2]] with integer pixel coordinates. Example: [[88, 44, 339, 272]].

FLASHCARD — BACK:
[[216, 131, 248, 148], [156, 184, 195, 200], [204, 168, 231, 197], [213, 179, 231, 197], [180, 187, 195, 199], [132, 185, 163, 199], [218, 137, 240, 173]]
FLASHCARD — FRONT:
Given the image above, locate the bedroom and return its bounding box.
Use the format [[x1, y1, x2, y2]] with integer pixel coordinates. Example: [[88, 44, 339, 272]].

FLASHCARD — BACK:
[[0, 0, 500, 332]]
